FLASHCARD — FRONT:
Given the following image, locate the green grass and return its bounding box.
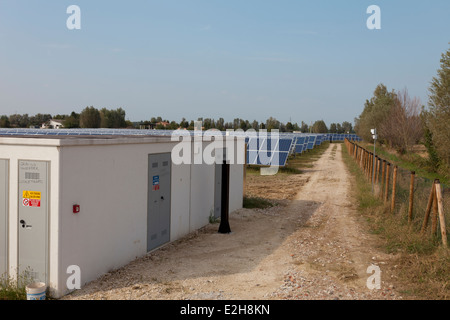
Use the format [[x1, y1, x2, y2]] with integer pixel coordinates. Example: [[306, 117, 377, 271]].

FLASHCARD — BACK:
[[0, 269, 35, 300], [245, 165, 302, 175], [277, 166, 302, 174], [243, 196, 274, 209], [341, 145, 450, 300]]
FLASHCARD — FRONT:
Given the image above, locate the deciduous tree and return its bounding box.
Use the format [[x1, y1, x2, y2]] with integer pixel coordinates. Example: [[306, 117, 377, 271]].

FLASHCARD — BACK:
[[425, 45, 450, 168]]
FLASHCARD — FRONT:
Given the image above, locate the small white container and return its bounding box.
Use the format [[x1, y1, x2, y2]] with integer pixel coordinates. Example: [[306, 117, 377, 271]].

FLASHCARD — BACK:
[[26, 282, 46, 300]]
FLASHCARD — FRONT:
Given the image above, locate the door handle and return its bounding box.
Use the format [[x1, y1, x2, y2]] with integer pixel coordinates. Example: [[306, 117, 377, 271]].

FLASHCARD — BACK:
[[20, 220, 26, 228]]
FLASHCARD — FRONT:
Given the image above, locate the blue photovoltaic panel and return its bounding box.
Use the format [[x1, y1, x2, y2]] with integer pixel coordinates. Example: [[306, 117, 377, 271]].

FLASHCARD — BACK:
[[294, 137, 305, 154], [275, 152, 289, 166], [320, 135, 326, 144], [296, 137, 306, 144], [247, 137, 262, 151], [245, 136, 293, 166], [247, 150, 258, 165], [259, 138, 274, 151], [278, 138, 293, 152], [0, 128, 178, 137], [255, 151, 273, 165], [295, 144, 304, 153], [289, 137, 297, 155], [257, 151, 289, 166], [303, 135, 309, 146], [315, 135, 323, 145], [307, 136, 316, 149], [303, 138, 308, 151]]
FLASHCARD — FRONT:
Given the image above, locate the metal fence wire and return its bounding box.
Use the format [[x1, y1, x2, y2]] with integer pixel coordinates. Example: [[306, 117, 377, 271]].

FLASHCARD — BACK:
[[344, 139, 449, 247]]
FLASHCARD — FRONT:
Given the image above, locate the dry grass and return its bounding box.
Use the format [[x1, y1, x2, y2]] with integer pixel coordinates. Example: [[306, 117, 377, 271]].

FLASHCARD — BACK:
[[342, 145, 450, 299]]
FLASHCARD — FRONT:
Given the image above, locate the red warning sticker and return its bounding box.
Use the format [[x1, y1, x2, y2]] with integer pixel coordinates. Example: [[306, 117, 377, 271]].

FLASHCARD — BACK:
[[22, 190, 41, 207]]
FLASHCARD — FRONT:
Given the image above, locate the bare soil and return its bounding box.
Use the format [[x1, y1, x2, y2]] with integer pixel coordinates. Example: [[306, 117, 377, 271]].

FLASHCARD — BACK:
[[63, 143, 405, 300]]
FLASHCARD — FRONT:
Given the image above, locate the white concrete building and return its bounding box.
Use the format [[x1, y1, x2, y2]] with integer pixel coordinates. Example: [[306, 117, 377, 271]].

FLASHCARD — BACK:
[[0, 133, 244, 298]]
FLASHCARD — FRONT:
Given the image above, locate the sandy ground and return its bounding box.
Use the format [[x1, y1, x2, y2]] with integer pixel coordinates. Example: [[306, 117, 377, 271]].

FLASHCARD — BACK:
[[63, 143, 404, 300]]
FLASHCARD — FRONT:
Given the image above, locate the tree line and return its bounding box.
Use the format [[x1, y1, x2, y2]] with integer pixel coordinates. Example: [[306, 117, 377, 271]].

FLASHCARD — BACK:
[[354, 44, 449, 176], [0, 107, 129, 129], [1, 107, 354, 134], [144, 117, 353, 134]]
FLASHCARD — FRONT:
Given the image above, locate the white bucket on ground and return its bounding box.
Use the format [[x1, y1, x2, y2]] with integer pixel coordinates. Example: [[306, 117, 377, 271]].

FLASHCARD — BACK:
[[26, 282, 46, 300]]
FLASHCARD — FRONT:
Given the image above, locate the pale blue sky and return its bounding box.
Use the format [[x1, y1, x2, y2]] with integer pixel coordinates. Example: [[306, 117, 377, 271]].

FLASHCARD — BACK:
[[0, 1, 449, 125]]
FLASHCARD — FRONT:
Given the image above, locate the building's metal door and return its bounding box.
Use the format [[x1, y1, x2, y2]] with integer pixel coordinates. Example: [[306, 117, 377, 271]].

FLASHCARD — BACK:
[[0, 160, 8, 277], [18, 160, 49, 283], [147, 153, 171, 252]]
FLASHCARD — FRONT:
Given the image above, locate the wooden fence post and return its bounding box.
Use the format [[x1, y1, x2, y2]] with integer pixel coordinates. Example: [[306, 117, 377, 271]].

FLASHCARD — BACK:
[[358, 147, 361, 167], [361, 149, 365, 170], [391, 166, 398, 213], [363, 150, 366, 174], [359, 147, 362, 167], [381, 160, 386, 199], [435, 180, 448, 248], [370, 153, 374, 183], [421, 180, 436, 235], [363, 149, 365, 171], [384, 163, 390, 204], [408, 171, 415, 223], [432, 187, 439, 235], [376, 157, 380, 184]]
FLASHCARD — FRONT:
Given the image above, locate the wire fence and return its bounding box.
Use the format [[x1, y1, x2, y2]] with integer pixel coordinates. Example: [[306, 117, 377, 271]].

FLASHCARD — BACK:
[[344, 139, 449, 248]]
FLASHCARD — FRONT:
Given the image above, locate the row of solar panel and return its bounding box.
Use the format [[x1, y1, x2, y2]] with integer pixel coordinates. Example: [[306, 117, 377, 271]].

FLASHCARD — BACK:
[[0, 128, 361, 139], [0, 129, 361, 167], [244, 133, 361, 167], [0, 128, 176, 136]]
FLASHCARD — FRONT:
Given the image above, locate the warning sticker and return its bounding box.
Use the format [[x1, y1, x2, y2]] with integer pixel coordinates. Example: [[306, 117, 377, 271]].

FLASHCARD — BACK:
[[152, 176, 160, 191], [22, 190, 41, 207]]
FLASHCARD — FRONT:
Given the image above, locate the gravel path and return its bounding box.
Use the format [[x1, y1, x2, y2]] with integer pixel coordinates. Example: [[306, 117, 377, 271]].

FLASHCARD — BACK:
[[62, 143, 404, 300]]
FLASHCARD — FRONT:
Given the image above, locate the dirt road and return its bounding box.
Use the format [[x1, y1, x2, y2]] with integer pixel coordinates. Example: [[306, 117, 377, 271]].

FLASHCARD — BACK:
[[63, 143, 403, 300]]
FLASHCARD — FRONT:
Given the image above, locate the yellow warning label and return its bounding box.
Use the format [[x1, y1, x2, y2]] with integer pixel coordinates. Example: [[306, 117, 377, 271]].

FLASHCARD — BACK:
[[23, 190, 41, 200]]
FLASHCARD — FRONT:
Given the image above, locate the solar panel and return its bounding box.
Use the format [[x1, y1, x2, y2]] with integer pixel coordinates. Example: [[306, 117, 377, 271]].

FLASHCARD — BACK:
[[245, 136, 293, 166], [293, 136, 305, 154], [307, 136, 316, 149], [315, 135, 323, 145]]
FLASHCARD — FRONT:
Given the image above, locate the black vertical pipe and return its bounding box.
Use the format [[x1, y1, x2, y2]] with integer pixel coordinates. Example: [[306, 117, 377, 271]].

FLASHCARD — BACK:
[[218, 160, 231, 234]]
